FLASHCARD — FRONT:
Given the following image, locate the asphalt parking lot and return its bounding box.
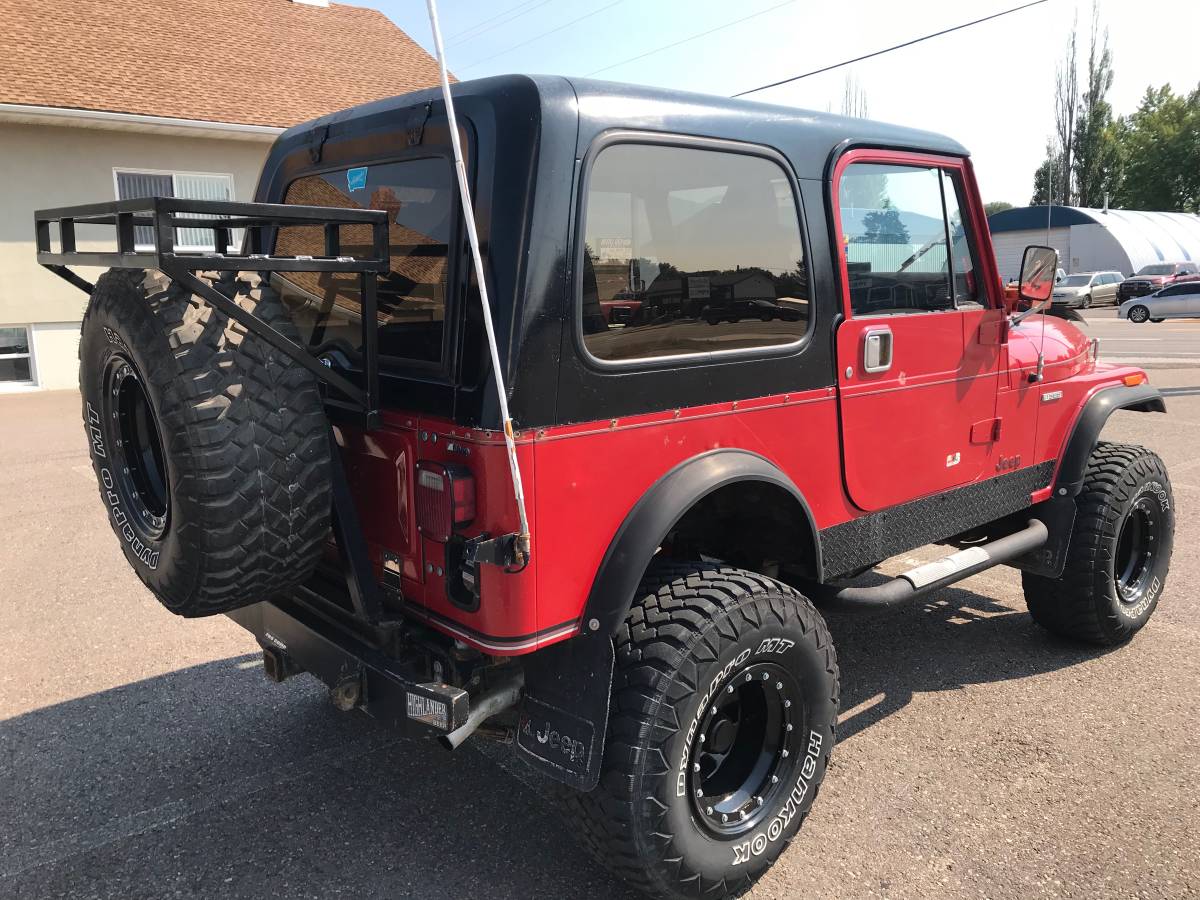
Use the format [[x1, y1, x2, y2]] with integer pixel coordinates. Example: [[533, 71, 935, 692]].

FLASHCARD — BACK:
[[2, 375, 1199, 900]]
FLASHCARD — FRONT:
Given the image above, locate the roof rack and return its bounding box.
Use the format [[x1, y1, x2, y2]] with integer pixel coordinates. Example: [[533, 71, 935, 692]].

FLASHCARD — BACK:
[[35, 197, 391, 428]]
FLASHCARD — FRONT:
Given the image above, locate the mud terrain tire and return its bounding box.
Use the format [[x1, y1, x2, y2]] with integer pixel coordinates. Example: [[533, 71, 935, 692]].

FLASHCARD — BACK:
[[570, 562, 839, 899], [78, 268, 331, 617], [1023, 442, 1173, 645]]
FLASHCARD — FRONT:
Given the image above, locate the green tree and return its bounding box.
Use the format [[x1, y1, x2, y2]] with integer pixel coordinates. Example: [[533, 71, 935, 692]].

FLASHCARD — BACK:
[[1030, 144, 1068, 206], [984, 201, 1014, 217], [1113, 83, 1200, 212]]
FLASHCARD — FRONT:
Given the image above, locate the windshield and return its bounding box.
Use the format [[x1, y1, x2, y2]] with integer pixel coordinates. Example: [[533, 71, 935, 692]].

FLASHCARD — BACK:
[[1059, 275, 1091, 287], [1137, 264, 1174, 276]]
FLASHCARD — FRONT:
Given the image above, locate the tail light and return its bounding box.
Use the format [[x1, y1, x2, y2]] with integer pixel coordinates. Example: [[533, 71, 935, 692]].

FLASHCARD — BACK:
[[415, 461, 476, 542]]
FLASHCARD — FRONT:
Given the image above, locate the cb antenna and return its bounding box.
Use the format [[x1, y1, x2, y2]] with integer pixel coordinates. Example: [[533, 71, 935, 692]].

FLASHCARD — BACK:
[[424, 0, 532, 565]]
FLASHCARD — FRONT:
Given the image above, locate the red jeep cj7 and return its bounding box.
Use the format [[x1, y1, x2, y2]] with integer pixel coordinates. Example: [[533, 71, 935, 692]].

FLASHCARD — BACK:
[[38, 76, 1173, 899]]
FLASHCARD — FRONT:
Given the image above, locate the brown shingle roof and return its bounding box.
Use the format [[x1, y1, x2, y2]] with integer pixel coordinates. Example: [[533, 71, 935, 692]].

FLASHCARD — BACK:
[[0, 0, 445, 128]]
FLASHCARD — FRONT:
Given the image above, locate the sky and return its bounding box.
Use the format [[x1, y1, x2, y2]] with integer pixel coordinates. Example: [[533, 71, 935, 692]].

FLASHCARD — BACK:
[[370, 0, 1199, 207]]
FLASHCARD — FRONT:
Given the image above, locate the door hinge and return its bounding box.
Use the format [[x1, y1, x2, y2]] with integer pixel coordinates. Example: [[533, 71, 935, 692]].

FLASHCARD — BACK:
[[308, 124, 330, 164]]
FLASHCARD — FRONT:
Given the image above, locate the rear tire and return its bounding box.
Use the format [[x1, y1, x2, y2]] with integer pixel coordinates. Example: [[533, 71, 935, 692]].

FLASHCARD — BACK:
[[570, 562, 839, 899], [1151, 318, 1165, 323], [78, 269, 331, 617], [1023, 442, 1173, 645]]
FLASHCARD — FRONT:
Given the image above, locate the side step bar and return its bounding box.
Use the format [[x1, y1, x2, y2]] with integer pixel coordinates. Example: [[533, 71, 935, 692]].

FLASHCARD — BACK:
[[830, 519, 1048, 609]]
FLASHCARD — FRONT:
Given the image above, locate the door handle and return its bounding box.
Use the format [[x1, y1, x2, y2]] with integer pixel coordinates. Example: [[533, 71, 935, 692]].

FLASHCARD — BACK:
[[863, 327, 893, 373]]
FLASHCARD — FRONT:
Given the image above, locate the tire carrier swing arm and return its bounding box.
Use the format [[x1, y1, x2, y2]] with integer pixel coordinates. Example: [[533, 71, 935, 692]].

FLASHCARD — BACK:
[[34, 198, 391, 625]]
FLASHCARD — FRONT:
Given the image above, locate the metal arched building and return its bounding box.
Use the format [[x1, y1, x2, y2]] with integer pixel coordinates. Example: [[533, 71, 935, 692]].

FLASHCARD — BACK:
[[987, 205, 1200, 281]]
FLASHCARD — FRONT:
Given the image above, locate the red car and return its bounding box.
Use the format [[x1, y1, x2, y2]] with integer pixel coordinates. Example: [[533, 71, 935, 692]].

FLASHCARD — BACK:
[[39, 76, 1174, 899], [1117, 261, 1200, 301]]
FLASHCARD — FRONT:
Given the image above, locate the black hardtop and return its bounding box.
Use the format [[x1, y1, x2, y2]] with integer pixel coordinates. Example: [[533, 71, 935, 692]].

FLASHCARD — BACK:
[[267, 74, 968, 183], [255, 75, 969, 431]]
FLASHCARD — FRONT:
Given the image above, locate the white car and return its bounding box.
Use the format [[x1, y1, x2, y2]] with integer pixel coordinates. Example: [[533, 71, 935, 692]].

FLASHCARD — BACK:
[[1118, 281, 1200, 323]]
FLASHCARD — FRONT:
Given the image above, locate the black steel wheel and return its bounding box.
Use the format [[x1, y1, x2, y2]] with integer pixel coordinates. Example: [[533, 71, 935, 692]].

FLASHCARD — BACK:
[[570, 562, 839, 899], [688, 662, 803, 839], [103, 355, 170, 539], [1024, 442, 1173, 645]]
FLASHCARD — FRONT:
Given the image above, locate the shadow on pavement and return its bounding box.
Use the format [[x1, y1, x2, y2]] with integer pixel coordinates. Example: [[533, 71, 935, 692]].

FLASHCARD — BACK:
[[0, 585, 1107, 899], [822, 581, 1114, 741], [0, 654, 638, 900]]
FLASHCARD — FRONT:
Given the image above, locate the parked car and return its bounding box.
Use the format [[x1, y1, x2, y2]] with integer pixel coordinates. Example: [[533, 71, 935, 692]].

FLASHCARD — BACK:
[[35, 75, 1173, 900], [1117, 262, 1200, 302], [1051, 270, 1124, 308], [1119, 281, 1200, 322]]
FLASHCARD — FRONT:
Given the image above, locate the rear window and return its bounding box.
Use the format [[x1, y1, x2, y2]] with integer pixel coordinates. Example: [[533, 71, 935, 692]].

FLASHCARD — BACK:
[[276, 158, 454, 365], [580, 142, 809, 363]]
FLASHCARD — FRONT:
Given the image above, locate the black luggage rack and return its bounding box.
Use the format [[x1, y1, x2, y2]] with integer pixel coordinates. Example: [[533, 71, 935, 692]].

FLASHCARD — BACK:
[[35, 197, 391, 428]]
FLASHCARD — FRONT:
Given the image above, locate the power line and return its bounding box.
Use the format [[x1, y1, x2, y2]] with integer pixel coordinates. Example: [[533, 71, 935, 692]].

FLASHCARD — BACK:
[[586, 0, 795, 78], [458, 0, 625, 72], [446, 0, 556, 46], [731, 0, 1049, 98]]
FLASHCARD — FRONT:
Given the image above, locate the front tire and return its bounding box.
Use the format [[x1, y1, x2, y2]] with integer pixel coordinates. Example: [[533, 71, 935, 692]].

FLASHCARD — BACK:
[[1128, 305, 1150, 323], [571, 563, 839, 899], [1080, 293, 1092, 308], [1023, 442, 1173, 645]]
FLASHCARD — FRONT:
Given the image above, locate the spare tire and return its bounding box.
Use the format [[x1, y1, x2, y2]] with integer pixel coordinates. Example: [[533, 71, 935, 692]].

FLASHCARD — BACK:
[[78, 268, 331, 617]]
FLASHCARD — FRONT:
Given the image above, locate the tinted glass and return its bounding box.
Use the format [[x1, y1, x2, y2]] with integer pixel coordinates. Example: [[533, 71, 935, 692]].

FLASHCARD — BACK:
[[1060, 275, 1091, 286], [278, 158, 454, 364], [839, 163, 974, 316], [1161, 283, 1199, 296], [1138, 264, 1174, 275], [581, 144, 808, 362]]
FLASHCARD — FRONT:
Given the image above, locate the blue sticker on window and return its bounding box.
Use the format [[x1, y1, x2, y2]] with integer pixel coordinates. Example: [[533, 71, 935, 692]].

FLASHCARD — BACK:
[[347, 167, 368, 192]]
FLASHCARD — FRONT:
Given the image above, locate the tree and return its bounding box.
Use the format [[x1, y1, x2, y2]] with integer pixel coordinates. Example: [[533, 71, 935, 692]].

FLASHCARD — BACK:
[[1031, 15, 1079, 206], [1030, 142, 1068, 206], [1113, 83, 1200, 212], [1072, 6, 1120, 207], [857, 199, 909, 245], [984, 201, 1014, 217], [841, 74, 868, 118]]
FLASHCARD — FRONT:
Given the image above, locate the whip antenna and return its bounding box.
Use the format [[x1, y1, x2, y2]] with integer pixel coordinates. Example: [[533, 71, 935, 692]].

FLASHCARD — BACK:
[[425, 0, 532, 565]]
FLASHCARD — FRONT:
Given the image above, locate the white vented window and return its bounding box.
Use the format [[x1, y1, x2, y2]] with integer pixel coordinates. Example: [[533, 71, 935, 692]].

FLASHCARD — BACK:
[[114, 169, 238, 251]]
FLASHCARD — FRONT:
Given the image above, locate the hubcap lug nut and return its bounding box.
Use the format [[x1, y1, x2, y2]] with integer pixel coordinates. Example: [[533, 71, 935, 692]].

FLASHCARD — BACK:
[[711, 706, 718, 715], [706, 806, 714, 815], [756, 796, 764, 807], [761, 672, 769, 681], [786, 724, 793, 732], [782, 749, 789, 758], [721, 813, 728, 823], [695, 788, 703, 798], [771, 775, 779, 784], [784, 700, 791, 708], [726, 685, 734, 694], [776, 681, 783, 690], [745, 673, 752, 682], [693, 763, 700, 772]]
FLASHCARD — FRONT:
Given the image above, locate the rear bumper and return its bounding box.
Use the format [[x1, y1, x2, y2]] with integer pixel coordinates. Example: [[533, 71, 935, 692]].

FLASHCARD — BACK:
[[226, 596, 468, 735]]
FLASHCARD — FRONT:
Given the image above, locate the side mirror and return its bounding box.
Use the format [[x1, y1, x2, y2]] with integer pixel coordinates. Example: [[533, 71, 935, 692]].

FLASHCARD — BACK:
[[1010, 245, 1058, 326]]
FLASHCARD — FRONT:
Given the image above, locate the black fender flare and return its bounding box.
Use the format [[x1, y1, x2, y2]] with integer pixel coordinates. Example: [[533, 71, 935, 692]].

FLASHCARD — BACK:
[[583, 447, 822, 637], [1057, 383, 1166, 496], [514, 449, 820, 792]]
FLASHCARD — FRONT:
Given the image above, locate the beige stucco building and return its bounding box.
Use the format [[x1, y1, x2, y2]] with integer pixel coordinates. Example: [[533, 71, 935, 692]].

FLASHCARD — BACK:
[[0, 0, 443, 391]]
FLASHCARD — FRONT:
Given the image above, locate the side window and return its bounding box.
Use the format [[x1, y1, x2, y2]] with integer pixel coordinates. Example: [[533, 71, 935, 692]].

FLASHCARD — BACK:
[[580, 143, 809, 363], [838, 162, 981, 316]]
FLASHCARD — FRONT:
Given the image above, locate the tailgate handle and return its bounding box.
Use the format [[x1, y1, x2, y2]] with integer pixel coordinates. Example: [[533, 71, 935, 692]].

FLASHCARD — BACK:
[[863, 327, 893, 373]]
